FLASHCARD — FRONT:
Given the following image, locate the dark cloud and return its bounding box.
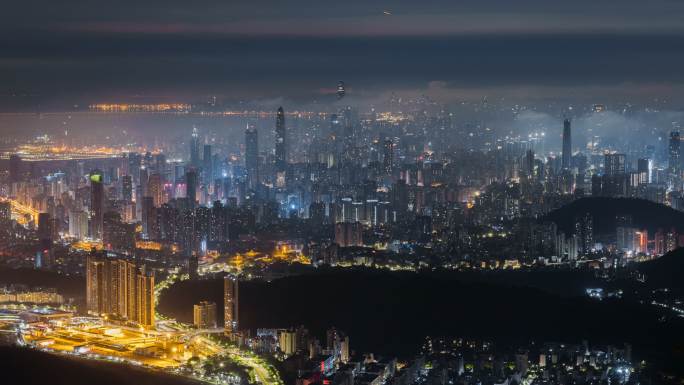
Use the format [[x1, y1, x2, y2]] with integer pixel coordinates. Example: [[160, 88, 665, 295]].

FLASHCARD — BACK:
[[2, 1, 684, 105]]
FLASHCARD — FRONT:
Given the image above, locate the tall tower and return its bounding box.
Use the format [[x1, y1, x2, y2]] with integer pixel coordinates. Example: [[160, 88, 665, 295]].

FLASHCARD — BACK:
[[147, 173, 163, 207], [224, 275, 238, 334], [86, 253, 106, 314], [121, 175, 133, 202], [245, 123, 259, 190], [275, 107, 287, 173], [90, 171, 104, 240], [669, 131, 681, 183], [561, 118, 572, 170], [190, 126, 200, 167], [343, 106, 355, 161], [185, 169, 198, 207], [203, 144, 213, 183], [383, 139, 394, 175]]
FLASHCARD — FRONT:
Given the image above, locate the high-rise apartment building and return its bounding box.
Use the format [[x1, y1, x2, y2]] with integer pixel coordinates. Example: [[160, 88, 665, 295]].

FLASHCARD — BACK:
[[224, 275, 238, 334], [193, 301, 218, 329], [86, 254, 155, 327]]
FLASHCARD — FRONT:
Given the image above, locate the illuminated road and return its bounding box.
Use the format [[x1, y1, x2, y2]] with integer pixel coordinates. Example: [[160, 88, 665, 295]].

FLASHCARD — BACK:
[[154, 273, 283, 385], [0, 197, 39, 224], [5, 269, 284, 385]]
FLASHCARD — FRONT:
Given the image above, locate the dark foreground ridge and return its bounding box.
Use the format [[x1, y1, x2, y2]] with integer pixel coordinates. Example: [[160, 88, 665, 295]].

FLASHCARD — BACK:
[[637, 247, 684, 290], [159, 269, 683, 369]]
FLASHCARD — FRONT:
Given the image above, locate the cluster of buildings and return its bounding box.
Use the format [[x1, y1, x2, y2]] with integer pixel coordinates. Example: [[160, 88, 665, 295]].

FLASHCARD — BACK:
[[0, 285, 65, 305], [1, 102, 684, 277], [418, 337, 637, 385], [85, 253, 155, 327]]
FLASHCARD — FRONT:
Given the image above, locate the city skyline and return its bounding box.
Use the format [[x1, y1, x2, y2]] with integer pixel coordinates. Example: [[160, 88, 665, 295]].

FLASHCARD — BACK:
[[2, 1, 684, 385]]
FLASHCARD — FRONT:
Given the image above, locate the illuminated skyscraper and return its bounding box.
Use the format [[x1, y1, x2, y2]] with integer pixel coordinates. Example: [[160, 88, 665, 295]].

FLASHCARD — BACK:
[[561, 118, 572, 170], [343, 106, 355, 160], [86, 254, 106, 315], [637, 158, 652, 184], [224, 275, 238, 334], [669, 131, 680, 183], [136, 269, 155, 327], [203, 144, 212, 183], [147, 173, 163, 207], [383, 139, 394, 175], [275, 106, 287, 174], [69, 210, 88, 239], [337, 81, 345, 99], [122, 175, 133, 202], [90, 171, 104, 240], [603, 153, 627, 197], [190, 126, 201, 167], [245, 123, 259, 190], [605, 153, 626, 176], [86, 254, 155, 327], [193, 301, 218, 329]]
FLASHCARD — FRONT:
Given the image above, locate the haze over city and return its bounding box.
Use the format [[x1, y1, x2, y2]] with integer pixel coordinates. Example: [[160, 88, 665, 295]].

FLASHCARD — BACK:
[[1, 1, 684, 385]]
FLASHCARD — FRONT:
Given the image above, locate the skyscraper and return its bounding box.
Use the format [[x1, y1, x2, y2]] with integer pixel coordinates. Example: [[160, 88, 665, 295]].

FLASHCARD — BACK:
[[224, 275, 238, 334], [245, 124, 259, 190], [37, 212, 54, 268], [141, 196, 155, 239], [121, 175, 133, 202], [186, 168, 198, 207], [562, 118, 572, 170], [343, 106, 355, 160], [637, 158, 652, 184], [604, 153, 626, 176], [190, 126, 200, 167], [147, 173, 163, 207], [203, 144, 213, 183], [669, 131, 680, 183], [383, 139, 394, 175], [275, 106, 287, 173], [86, 254, 155, 327], [90, 171, 104, 240]]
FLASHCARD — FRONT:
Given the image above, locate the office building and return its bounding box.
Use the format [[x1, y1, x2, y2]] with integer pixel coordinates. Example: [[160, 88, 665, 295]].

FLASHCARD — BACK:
[[193, 301, 218, 329], [669, 131, 681, 183], [122, 175, 133, 202], [245, 124, 259, 190], [190, 126, 200, 167], [90, 171, 105, 240], [275, 107, 287, 172], [561, 119, 572, 170], [147, 173, 163, 207], [186, 168, 198, 206]]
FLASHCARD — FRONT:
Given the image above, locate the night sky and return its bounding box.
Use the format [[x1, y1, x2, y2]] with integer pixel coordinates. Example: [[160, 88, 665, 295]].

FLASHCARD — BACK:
[[3, 0, 684, 106]]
